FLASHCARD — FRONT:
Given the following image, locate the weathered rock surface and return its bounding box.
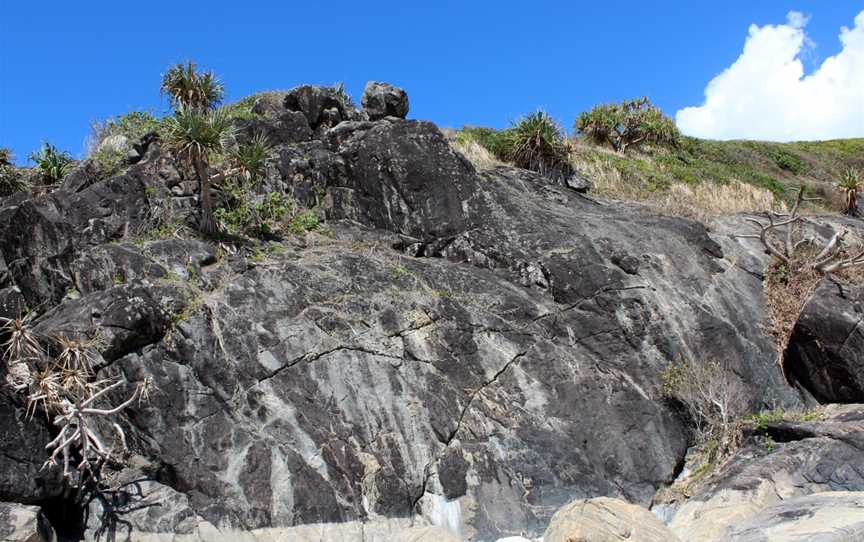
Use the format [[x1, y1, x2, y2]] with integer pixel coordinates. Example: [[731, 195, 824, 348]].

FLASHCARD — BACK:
[[362, 81, 409, 121], [726, 491, 864, 541], [544, 496, 679, 542], [0, 502, 56, 542], [666, 404, 864, 541], [786, 279, 864, 402], [0, 82, 840, 541]]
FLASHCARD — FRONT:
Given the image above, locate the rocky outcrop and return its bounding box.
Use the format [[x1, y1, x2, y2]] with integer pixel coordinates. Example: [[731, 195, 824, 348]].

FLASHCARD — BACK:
[[664, 404, 864, 541], [362, 82, 409, 121], [544, 497, 679, 542], [0, 81, 840, 541], [786, 279, 864, 402]]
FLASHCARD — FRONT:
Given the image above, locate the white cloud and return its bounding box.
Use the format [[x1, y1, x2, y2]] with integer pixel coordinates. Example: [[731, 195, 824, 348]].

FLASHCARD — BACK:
[[676, 10, 864, 141]]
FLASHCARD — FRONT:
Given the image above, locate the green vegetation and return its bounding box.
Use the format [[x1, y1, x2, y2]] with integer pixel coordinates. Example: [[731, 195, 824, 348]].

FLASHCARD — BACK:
[[88, 111, 163, 173], [230, 133, 271, 182], [575, 97, 679, 153], [215, 189, 292, 237], [839, 167, 861, 215], [458, 112, 571, 179], [29, 142, 74, 184], [0, 147, 30, 197], [163, 106, 235, 235], [161, 61, 224, 112], [288, 210, 320, 235]]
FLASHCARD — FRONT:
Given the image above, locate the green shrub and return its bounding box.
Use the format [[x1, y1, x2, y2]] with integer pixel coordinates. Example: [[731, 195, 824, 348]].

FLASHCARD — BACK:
[[29, 143, 73, 184], [288, 210, 320, 235], [215, 183, 292, 237], [575, 97, 679, 153], [460, 112, 571, 180], [230, 133, 271, 182], [0, 147, 13, 166], [88, 111, 163, 173]]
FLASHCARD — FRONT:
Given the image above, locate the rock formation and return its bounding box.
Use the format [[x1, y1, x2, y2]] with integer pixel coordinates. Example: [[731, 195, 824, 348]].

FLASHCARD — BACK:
[[0, 82, 862, 541]]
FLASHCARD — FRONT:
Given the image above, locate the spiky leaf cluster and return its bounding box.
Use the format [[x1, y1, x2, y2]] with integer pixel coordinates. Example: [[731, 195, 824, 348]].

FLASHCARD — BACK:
[[29, 142, 73, 184], [160, 61, 224, 112], [575, 97, 679, 153]]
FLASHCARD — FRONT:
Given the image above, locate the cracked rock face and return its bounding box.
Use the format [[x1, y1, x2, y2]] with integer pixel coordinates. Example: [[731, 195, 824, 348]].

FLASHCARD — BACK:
[[0, 100, 813, 540], [786, 279, 864, 402]]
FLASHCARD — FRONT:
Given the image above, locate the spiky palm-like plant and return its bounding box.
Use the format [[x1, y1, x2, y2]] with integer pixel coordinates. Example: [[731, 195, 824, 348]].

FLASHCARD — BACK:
[[231, 133, 271, 184], [29, 142, 73, 184], [163, 107, 236, 234], [499, 111, 572, 180], [575, 97, 679, 153], [160, 61, 224, 112], [839, 167, 862, 216]]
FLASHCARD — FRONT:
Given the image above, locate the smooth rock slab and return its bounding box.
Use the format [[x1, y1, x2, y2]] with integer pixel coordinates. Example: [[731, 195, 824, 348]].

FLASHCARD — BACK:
[[544, 497, 681, 542], [0, 502, 56, 542], [725, 491, 864, 541]]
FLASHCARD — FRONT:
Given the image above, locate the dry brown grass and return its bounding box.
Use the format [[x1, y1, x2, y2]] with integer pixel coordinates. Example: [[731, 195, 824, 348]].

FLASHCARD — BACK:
[[574, 150, 787, 221], [451, 138, 504, 171]]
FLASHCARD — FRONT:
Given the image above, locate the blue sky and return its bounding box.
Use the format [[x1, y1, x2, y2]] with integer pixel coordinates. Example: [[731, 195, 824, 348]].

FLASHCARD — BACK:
[[1, 1, 863, 164]]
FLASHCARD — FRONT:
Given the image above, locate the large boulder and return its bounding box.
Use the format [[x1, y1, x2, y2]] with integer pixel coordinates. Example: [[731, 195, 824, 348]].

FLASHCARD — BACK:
[[326, 118, 480, 239], [544, 497, 680, 542], [786, 279, 864, 402], [726, 491, 864, 541], [284, 85, 360, 132], [361, 81, 409, 121]]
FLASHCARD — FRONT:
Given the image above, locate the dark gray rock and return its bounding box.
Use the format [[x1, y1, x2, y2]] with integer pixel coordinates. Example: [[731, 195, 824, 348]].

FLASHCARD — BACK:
[[667, 405, 864, 540], [0, 502, 56, 542], [284, 85, 361, 133], [0, 391, 64, 502], [361, 82, 409, 121], [786, 279, 864, 402], [565, 171, 594, 193], [327, 118, 480, 239], [33, 283, 172, 363]]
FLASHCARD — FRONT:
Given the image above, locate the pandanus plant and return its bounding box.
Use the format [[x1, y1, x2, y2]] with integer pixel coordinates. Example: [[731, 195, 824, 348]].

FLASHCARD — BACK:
[[839, 167, 861, 216], [160, 61, 232, 235]]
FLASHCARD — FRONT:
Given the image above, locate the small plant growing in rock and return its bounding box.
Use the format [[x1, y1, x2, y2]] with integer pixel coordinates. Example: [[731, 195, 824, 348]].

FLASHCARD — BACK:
[[29, 142, 73, 184], [575, 97, 679, 154], [662, 358, 748, 465], [838, 167, 861, 216], [0, 148, 31, 197], [0, 147, 13, 166], [288, 210, 320, 235], [0, 314, 150, 485], [229, 133, 271, 184]]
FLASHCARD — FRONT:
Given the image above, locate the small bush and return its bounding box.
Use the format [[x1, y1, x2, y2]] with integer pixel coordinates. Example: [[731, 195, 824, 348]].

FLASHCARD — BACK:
[[29, 142, 73, 184], [230, 133, 271, 183], [0, 148, 30, 197], [0, 147, 13, 166], [87, 111, 163, 172], [662, 358, 748, 465], [458, 113, 571, 180], [288, 210, 320, 235], [575, 97, 679, 153]]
